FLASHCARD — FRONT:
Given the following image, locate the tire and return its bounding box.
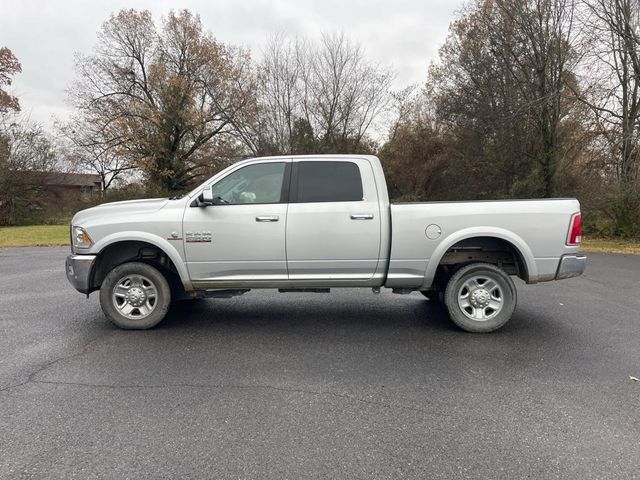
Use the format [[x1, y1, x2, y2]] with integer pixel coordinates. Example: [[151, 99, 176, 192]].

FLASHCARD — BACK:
[[99, 262, 171, 329], [443, 263, 517, 333]]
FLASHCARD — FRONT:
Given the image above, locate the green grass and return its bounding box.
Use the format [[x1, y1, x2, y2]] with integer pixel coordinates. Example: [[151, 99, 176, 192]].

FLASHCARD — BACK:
[[581, 237, 640, 255], [0, 225, 69, 247]]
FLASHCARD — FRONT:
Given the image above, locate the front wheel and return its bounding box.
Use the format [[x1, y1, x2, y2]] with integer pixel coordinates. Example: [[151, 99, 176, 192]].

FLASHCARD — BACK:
[[99, 262, 171, 329], [443, 263, 517, 333]]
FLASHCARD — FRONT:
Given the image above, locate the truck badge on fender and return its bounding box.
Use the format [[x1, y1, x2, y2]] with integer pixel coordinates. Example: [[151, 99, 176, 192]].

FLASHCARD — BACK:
[[185, 231, 212, 243]]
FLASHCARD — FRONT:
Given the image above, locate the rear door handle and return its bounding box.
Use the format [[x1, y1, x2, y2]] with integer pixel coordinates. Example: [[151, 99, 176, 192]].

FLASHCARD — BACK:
[[256, 215, 279, 222], [350, 214, 374, 220]]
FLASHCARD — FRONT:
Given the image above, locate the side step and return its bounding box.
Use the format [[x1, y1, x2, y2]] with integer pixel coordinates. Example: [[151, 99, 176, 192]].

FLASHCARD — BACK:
[[278, 288, 330, 293], [392, 288, 414, 295], [202, 289, 250, 298]]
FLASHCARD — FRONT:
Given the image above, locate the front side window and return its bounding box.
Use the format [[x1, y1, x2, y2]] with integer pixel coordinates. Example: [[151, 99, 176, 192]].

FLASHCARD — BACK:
[[211, 162, 286, 205], [295, 161, 363, 203]]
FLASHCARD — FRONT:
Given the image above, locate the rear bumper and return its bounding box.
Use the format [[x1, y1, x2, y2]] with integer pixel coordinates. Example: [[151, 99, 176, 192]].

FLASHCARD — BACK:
[[65, 254, 97, 294], [555, 254, 586, 280]]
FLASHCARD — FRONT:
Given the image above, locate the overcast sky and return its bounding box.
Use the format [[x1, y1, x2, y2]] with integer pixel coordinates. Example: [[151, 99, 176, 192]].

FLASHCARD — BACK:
[[0, 0, 463, 128]]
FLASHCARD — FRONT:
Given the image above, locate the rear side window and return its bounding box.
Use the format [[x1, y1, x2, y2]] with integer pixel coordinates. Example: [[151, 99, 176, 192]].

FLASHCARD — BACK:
[[294, 161, 363, 203]]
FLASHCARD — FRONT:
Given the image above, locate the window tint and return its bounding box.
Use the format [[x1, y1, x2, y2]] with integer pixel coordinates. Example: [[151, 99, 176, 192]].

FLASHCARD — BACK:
[[211, 162, 286, 205], [295, 161, 363, 203]]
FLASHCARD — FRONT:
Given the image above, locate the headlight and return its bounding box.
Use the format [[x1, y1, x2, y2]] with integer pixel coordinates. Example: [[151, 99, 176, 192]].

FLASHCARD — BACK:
[[72, 226, 93, 249]]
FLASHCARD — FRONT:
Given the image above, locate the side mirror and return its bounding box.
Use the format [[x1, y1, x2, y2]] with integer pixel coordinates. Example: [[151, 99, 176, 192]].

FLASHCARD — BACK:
[[198, 186, 215, 206]]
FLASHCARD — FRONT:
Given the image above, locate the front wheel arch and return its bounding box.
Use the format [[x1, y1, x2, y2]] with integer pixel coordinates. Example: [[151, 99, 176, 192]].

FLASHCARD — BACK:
[[90, 240, 185, 296]]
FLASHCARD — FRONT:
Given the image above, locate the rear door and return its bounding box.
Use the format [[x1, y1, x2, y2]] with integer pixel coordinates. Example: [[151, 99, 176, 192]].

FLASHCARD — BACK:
[[285, 158, 381, 280]]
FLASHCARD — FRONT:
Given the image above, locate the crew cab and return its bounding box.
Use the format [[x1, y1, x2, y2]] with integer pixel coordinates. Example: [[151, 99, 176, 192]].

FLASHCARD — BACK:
[[65, 155, 586, 332]]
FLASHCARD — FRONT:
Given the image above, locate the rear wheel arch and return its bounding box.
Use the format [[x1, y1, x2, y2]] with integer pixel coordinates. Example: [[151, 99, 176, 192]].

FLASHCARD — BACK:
[[424, 232, 535, 291], [439, 236, 529, 279]]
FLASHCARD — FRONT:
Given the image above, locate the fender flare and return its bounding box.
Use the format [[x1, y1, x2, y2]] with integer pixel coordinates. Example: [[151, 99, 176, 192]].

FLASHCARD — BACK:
[[421, 226, 538, 289], [90, 231, 193, 291]]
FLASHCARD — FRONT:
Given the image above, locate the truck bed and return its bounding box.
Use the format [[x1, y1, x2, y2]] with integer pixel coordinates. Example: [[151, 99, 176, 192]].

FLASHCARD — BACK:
[[385, 198, 581, 289]]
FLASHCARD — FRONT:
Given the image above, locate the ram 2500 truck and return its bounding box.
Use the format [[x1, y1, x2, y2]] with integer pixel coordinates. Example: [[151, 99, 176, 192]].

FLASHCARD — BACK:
[[65, 155, 586, 332]]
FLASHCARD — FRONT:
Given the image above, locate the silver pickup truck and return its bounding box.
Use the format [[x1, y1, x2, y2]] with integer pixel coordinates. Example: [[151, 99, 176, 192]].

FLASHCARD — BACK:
[[66, 154, 586, 332]]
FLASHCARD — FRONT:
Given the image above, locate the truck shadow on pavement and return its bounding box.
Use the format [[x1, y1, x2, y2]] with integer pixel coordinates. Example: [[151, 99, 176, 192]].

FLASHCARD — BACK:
[[162, 295, 454, 331], [156, 292, 565, 343]]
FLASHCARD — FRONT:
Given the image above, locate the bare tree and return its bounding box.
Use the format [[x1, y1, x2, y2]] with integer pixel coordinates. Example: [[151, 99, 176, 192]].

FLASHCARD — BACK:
[[386, 85, 420, 144], [429, 0, 579, 197], [59, 113, 136, 191], [240, 32, 395, 155], [494, 0, 579, 196], [308, 33, 395, 152], [69, 9, 257, 193], [234, 34, 308, 155], [0, 121, 59, 224], [577, 0, 640, 184]]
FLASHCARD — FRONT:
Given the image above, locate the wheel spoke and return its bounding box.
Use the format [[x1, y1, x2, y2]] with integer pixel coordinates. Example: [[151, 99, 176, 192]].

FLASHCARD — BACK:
[[114, 284, 128, 297], [143, 284, 157, 299], [472, 307, 485, 320], [137, 304, 150, 316], [463, 279, 478, 291], [458, 283, 471, 310], [483, 279, 498, 293], [119, 303, 134, 315], [488, 299, 502, 310]]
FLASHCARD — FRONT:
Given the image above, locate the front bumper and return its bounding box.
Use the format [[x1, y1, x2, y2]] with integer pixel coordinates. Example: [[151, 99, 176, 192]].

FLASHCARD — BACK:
[[65, 254, 97, 294], [555, 254, 587, 280]]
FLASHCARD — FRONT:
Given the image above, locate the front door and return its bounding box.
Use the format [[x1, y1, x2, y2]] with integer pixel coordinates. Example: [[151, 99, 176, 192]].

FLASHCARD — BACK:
[[285, 158, 382, 281], [183, 160, 290, 286]]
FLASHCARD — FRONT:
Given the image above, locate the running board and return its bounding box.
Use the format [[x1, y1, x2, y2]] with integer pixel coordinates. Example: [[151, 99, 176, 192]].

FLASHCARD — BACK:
[[278, 288, 331, 293], [392, 288, 414, 295], [202, 289, 250, 298]]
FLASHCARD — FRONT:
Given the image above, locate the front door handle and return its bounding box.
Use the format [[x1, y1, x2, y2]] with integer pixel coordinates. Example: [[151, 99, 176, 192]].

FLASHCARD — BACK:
[[350, 214, 374, 220], [256, 215, 279, 222]]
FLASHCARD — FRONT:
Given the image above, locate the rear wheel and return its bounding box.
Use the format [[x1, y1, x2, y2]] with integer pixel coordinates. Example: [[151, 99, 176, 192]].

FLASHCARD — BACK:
[[443, 263, 516, 333], [99, 262, 171, 329]]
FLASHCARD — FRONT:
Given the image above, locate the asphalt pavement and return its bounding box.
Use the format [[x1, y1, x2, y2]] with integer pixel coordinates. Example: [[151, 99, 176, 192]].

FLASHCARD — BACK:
[[0, 247, 639, 479]]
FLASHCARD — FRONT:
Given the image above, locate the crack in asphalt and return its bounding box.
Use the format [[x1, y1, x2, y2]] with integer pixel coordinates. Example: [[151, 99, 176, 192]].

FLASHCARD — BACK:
[[0, 334, 109, 394], [0, 335, 441, 418]]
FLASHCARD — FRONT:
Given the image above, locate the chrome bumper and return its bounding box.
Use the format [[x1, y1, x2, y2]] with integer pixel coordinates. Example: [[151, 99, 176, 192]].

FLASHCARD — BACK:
[[555, 254, 586, 280], [65, 254, 97, 294]]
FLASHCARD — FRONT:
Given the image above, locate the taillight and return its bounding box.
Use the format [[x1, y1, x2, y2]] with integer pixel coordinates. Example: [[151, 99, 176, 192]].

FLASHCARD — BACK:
[[567, 213, 582, 246]]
